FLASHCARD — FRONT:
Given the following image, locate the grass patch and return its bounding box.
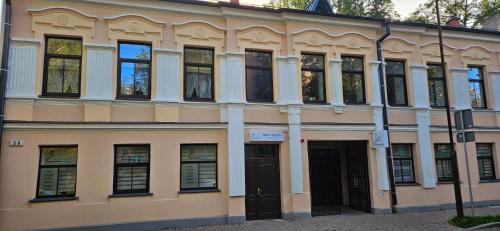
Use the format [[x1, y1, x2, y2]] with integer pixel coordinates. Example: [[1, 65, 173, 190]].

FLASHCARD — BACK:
[[449, 215, 500, 228]]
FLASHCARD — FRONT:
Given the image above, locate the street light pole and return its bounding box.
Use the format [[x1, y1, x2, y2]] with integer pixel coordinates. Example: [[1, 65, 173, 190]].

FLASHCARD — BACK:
[[434, 0, 464, 218]]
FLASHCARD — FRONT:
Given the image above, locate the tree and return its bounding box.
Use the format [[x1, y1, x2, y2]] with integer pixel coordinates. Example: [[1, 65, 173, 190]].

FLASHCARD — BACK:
[[267, 0, 400, 18], [406, 0, 499, 28]]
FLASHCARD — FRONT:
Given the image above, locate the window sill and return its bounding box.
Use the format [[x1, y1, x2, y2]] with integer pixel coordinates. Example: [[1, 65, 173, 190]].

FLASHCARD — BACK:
[[108, 192, 153, 198], [395, 183, 420, 187], [178, 189, 221, 194], [115, 97, 151, 101], [38, 95, 80, 99], [479, 179, 500, 184], [30, 196, 78, 203], [437, 181, 455, 184]]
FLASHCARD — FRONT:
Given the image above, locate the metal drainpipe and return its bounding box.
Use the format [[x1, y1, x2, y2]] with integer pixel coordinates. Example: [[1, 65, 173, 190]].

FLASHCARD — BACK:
[[0, 0, 12, 157], [376, 19, 398, 210]]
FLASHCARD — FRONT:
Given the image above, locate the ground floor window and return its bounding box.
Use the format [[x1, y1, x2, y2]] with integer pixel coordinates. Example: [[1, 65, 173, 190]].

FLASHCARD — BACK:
[[435, 144, 454, 182], [37, 146, 78, 198], [180, 144, 217, 191], [392, 144, 415, 184], [476, 143, 496, 180], [113, 145, 150, 194]]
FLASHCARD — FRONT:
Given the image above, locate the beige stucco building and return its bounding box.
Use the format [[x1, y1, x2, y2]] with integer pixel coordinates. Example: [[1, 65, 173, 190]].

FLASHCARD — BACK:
[[0, 0, 499, 230]]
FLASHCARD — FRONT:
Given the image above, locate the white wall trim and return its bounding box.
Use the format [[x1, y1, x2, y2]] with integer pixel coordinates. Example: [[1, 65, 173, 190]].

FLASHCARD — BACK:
[[172, 20, 227, 30], [28, 6, 98, 19], [104, 14, 165, 25], [84, 43, 116, 50], [11, 38, 42, 46], [235, 25, 285, 35]]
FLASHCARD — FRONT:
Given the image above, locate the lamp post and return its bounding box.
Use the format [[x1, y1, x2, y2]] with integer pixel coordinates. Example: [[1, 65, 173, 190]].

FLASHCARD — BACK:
[[434, 0, 465, 218]]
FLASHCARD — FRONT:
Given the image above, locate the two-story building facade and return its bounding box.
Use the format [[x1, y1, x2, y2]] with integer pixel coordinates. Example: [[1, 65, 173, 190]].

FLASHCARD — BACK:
[[0, 0, 499, 230]]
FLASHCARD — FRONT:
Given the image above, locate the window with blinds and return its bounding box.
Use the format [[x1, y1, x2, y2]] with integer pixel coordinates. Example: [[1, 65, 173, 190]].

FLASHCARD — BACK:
[[180, 144, 217, 191], [476, 143, 496, 180], [113, 145, 150, 194], [37, 146, 78, 198]]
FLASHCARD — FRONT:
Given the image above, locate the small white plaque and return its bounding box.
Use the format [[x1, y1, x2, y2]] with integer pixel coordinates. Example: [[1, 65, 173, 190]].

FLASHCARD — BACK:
[[250, 131, 285, 142], [9, 139, 24, 147], [372, 130, 388, 148]]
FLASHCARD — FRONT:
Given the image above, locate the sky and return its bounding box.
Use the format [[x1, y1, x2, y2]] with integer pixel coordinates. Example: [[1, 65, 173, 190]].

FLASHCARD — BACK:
[[237, 0, 428, 19]]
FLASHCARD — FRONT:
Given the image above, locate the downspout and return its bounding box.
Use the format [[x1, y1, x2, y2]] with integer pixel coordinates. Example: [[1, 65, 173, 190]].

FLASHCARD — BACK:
[[376, 19, 398, 211], [0, 0, 12, 157]]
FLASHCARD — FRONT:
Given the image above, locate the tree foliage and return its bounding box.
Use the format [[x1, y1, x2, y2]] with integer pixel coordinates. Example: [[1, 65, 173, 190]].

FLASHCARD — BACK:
[[406, 0, 499, 28], [267, 0, 400, 18]]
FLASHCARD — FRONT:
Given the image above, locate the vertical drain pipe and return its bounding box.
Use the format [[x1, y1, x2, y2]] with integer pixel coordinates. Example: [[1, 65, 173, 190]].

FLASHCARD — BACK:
[[376, 19, 398, 210], [0, 0, 12, 156]]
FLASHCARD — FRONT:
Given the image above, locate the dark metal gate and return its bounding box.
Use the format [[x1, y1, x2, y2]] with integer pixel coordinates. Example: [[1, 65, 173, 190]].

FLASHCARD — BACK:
[[346, 142, 371, 213]]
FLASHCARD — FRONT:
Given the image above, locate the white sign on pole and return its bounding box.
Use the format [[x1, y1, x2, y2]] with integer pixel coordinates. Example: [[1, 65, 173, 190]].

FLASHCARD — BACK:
[[372, 130, 389, 148], [250, 131, 285, 142]]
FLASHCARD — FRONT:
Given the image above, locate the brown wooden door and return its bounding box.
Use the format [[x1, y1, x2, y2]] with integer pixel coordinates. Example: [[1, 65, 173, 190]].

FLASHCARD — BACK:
[[245, 144, 281, 220]]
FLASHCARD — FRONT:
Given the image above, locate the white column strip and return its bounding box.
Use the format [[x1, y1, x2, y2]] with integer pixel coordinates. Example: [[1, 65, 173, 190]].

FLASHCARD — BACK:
[[370, 61, 383, 107], [226, 52, 245, 103], [278, 57, 289, 105], [330, 59, 345, 112], [451, 68, 471, 110], [6, 41, 39, 98], [410, 65, 430, 109], [155, 49, 181, 102], [227, 104, 245, 196], [489, 71, 500, 111], [288, 106, 303, 193], [416, 109, 437, 188], [85, 47, 114, 100]]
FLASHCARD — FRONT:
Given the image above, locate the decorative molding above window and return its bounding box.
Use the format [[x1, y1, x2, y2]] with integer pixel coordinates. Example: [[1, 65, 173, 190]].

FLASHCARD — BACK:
[[29, 7, 97, 41], [420, 42, 455, 58], [460, 46, 493, 61], [236, 26, 282, 52], [334, 33, 373, 51], [173, 21, 225, 50], [105, 14, 165, 46], [292, 29, 334, 53], [382, 37, 416, 55]]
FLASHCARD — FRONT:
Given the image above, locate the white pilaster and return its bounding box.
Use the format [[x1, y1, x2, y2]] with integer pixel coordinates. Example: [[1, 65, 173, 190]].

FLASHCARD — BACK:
[[84, 44, 115, 100], [288, 106, 303, 194], [6, 38, 40, 98], [451, 68, 471, 110], [329, 59, 345, 112], [154, 49, 181, 102], [370, 61, 389, 191], [226, 52, 245, 103], [278, 56, 301, 105], [489, 71, 500, 111], [228, 104, 245, 196], [410, 65, 436, 188]]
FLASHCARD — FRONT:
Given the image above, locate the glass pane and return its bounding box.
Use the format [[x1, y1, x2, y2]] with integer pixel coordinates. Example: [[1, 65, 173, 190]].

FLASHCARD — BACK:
[[185, 48, 213, 64], [393, 144, 412, 158], [436, 159, 453, 180], [181, 145, 216, 162], [41, 147, 77, 166], [469, 82, 485, 108], [116, 146, 149, 163], [116, 166, 132, 191], [385, 61, 404, 75], [342, 57, 363, 72], [47, 38, 82, 56], [301, 54, 324, 69], [181, 163, 199, 189], [468, 67, 483, 80], [429, 79, 445, 107], [63, 59, 79, 94], [198, 163, 217, 188], [57, 167, 77, 195], [120, 62, 150, 96], [46, 58, 64, 93], [427, 65, 443, 78], [119, 43, 151, 60], [185, 66, 213, 99], [342, 73, 364, 103], [387, 77, 406, 105], [246, 69, 273, 101], [476, 144, 492, 157], [393, 160, 402, 183], [246, 51, 272, 67], [479, 159, 494, 178], [402, 159, 414, 182], [131, 166, 148, 190], [302, 71, 325, 103], [435, 144, 451, 158], [38, 168, 58, 196]]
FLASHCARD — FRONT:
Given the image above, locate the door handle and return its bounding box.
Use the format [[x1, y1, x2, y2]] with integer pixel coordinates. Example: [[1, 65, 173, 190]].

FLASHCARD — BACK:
[[257, 187, 262, 196]]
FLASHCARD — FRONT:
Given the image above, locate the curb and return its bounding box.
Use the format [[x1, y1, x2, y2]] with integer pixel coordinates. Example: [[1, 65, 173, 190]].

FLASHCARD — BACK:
[[465, 221, 500, 230]]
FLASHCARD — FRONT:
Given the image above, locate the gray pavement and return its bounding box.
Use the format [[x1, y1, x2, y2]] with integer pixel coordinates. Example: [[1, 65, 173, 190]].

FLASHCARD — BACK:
[[165, 207, 500, 231]]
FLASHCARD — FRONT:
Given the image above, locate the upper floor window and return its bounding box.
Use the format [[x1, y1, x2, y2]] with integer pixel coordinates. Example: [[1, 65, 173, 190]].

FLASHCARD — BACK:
[[435, 143, 453, 182], [113, 145, 150, 194], [37, 146, 78, 198], [117, 42, 152, 99], [468, 66, 486, 109], [180, 144, 218, 191], [476, 143, 496, 180], [392, 144, 415, 184], [385, 60, 408, 106], [342, 56, 365, 104], [301, 54, 326, 104], [43, 37, 82, 97], [246, 50, 273, 102], [184, 47, 214, 101], [428, 64, 446, 108]]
